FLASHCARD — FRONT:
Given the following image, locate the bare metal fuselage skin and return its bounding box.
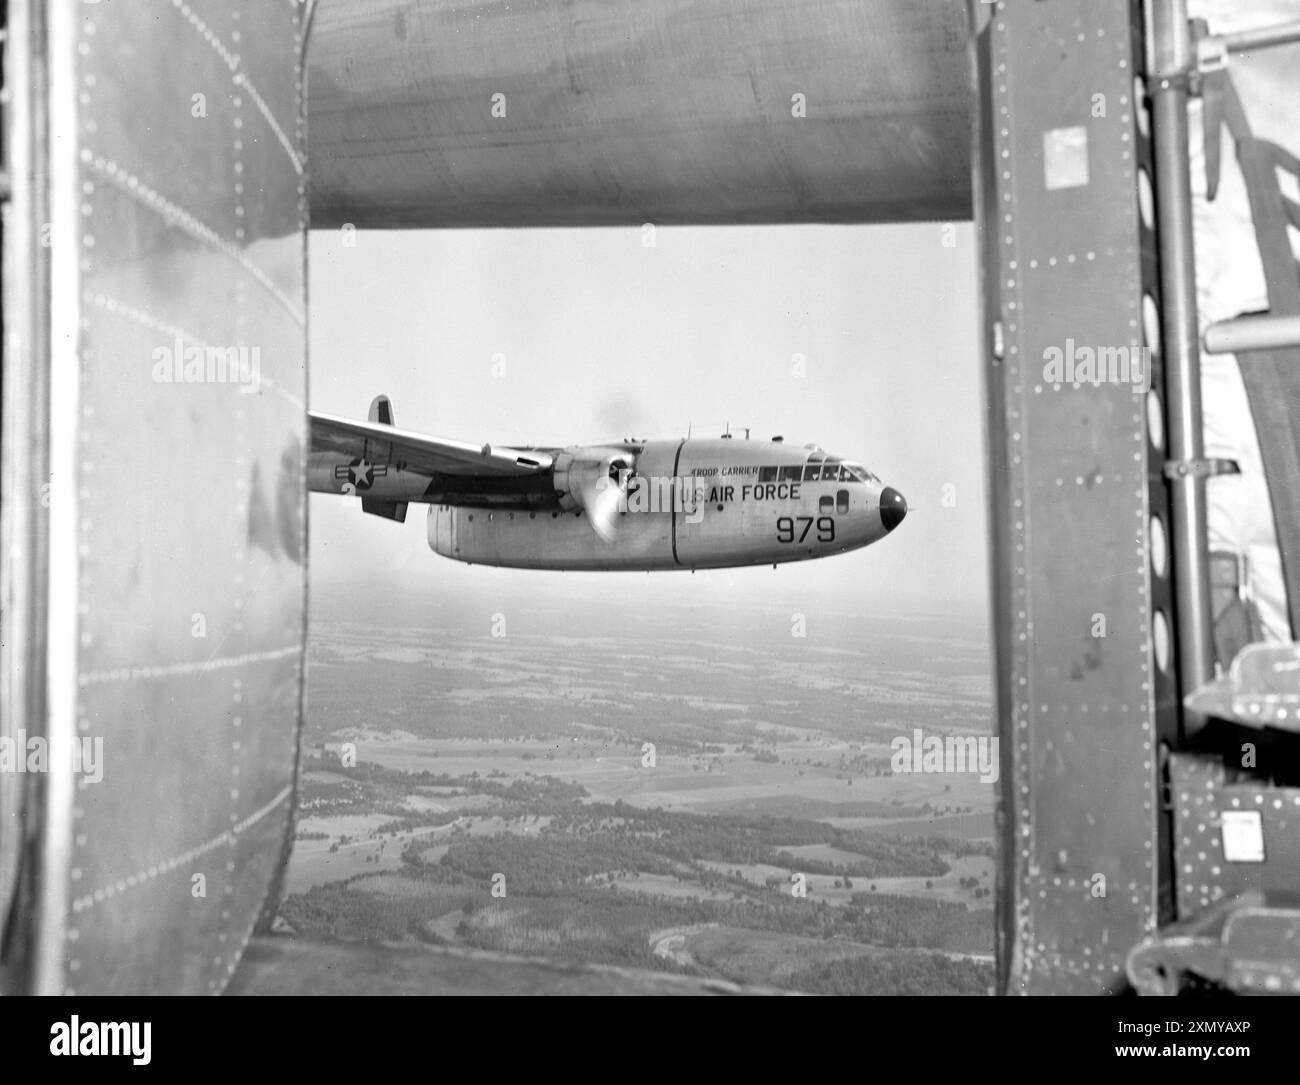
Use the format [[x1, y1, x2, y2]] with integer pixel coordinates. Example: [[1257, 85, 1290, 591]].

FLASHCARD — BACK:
[[307, 437, 905, 571], [307, 0, 971, 229]]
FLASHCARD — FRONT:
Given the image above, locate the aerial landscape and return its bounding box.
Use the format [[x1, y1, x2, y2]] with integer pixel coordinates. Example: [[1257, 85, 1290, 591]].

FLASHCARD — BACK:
[[277, 578, 996, 995]]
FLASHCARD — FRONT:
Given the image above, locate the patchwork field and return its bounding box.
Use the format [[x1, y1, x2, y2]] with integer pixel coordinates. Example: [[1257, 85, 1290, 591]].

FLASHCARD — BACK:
[[282, 598, 996, 994]]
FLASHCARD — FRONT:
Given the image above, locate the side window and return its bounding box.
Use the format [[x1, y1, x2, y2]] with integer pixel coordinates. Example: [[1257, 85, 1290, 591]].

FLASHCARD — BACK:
[[759, 466, 778, 482], [837, 489, 849, 514], [819, 495, 834, 513], [802, 462, 820, 482], [780, 465, 802, 482]]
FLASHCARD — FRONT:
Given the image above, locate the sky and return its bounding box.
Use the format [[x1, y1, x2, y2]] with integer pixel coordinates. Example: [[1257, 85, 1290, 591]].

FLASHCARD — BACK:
[[307, 222, 988, 621]]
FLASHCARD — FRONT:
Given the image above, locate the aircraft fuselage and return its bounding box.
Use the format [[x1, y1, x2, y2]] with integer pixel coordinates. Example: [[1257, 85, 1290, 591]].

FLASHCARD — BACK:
[[309, 435, 906, 571], [432, 437, 903, 570]]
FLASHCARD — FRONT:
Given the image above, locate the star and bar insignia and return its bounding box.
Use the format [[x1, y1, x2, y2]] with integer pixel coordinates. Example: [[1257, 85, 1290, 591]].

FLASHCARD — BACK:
[[334, 459, 388, 491]]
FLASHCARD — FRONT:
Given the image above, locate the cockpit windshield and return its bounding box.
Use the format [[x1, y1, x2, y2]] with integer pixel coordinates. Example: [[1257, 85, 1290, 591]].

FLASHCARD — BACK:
[[762, 459, 881, 485], [844, 463, 881, 485]]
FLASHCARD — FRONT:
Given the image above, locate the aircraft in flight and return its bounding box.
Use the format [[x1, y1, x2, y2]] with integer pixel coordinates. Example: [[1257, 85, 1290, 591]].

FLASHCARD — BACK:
[[308, 397, 908, 571]]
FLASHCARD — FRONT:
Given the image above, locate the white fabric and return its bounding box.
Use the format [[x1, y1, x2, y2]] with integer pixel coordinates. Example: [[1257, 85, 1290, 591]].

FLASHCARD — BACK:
[[1187, 0, 1300, 643]]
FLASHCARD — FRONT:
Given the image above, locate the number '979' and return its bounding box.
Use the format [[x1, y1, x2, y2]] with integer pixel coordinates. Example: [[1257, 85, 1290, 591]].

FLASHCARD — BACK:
[[776, 516, 834, 543]]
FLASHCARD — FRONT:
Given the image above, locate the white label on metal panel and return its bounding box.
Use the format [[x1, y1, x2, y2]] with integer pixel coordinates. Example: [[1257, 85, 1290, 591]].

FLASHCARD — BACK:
[[1043, 126, 1090, 190], [1220, 810, 1265, 863]]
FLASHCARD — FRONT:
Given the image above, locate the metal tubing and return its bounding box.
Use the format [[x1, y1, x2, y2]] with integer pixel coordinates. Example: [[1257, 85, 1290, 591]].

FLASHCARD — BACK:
[[1, 0, 55, 994], [1204, 313, 1300, 355], [1220, 20, 1300, 55], [1150, 0, 1215, 731]]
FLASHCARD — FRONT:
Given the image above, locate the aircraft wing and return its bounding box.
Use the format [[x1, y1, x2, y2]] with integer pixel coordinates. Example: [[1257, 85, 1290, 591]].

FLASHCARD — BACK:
[[309, 411, 552, 478]]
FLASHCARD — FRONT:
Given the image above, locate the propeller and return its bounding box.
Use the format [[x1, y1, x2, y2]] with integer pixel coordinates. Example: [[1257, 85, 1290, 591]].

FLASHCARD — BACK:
[[580, 456, 634, 542]]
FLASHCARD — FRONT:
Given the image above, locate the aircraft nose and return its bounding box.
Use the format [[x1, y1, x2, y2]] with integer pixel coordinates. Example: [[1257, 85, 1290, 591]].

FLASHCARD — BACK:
[[879, 487, 907, 532]]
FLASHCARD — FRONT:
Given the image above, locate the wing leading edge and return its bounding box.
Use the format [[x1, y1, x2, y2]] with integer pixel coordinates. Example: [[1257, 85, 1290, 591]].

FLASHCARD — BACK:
[[308, 411, 553, 479]]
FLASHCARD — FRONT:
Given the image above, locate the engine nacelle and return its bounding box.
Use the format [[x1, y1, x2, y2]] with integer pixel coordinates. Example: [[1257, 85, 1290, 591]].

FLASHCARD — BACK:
[[550, 447, 635, 511]]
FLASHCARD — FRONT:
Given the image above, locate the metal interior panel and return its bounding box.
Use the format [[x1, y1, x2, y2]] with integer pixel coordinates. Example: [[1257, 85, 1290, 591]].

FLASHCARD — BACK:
[[1170, 753, 1300, 916], [21, 0, 309, 995], [978, 0, 1181, 994]]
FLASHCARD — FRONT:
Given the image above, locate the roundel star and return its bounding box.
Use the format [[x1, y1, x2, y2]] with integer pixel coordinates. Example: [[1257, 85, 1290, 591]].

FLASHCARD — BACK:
[[347, 459, 375, 490]]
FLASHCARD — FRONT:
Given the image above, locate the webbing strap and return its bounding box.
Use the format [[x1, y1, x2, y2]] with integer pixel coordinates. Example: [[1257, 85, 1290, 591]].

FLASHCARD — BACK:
[[1216, 76, 1300, 637]]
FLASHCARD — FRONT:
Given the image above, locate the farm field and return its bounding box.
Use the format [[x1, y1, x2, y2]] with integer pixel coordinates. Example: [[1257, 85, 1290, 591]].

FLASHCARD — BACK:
[[281, 594, 996, 994]]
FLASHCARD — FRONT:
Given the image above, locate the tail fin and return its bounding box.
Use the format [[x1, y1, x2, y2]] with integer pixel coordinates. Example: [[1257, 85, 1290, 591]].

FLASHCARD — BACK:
[[368, 394, 396, 426], [362, 395, 408, 523]]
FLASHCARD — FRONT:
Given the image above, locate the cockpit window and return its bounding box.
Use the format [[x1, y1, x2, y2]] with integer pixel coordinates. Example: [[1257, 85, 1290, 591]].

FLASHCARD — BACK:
[[843, 463, 881, 485]]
